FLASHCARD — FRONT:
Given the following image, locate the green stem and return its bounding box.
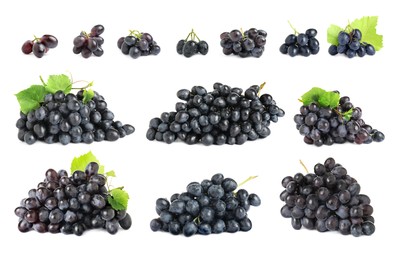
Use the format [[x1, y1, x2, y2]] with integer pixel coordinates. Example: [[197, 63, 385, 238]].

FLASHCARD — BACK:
[[258, 82, 266, 96], [299, 160, 309, 174], [192, 29, 201, 42], [193, 216, 200, 224], [185, 31, 193, 41], [288, 20, 299, 35], [240, 28, 246, 40], [33, 35, 41, 42], [129, 30, 142, 39], [39, 75, 46, 86], [238, 176, 258, 188], [70, 80, 93, 90]]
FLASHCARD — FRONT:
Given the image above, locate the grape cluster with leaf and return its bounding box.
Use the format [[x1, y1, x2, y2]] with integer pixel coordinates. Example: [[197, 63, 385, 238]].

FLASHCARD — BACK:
[[15, 152, 132, 236], [15, 74, 135, 145], [293, 87, 385, 146], [327, 16, 383, 58]]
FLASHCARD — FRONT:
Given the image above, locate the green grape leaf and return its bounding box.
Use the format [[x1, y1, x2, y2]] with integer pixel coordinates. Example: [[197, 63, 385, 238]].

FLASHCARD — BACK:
[[108, 188, 129, 211], [44, 74, 72, 94], [300, 87, 326, 105], [106, 170, 116, 177], [70, 151, 102, 174], [82, 88, 94, 104], [327, 24, 343, 45], [350, 16, 383, 51], [318, 91, 340, 109], [15, 85, 47, 114], [99, 165, 105, 174], [343, 108, 353, 121]]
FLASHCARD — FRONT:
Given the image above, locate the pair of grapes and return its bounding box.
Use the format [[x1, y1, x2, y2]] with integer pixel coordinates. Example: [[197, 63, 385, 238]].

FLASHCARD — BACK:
[[22, 35, 58, 58], [72, 25, 105, 58]]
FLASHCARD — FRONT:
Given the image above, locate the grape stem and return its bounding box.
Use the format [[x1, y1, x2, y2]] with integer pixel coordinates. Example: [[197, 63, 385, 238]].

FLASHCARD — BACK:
[[129, 30, 142, 39], [258, 82, 266, 96], [39, 75, 47, 86], [238, 176, 258, 188], [288, 21, 299, 35], [33, 35, 41, 42], [240, 28, 247, 40], [193, 216, 201, 224], [185, 29, 201, 42], [70, 80, 94, 90], [299, 160, 309, 174]]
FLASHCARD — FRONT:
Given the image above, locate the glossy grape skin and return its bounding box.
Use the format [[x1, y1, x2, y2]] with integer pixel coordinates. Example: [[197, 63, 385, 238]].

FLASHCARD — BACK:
[[22, 40, 33, 54], [41, 35, 58, 48], [91, 24, 105, 36], [32, 42, 46, 58]]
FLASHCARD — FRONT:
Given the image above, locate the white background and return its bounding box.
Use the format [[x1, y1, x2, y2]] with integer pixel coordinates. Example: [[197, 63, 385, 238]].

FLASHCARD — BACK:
[[0, 0, 397, 259]]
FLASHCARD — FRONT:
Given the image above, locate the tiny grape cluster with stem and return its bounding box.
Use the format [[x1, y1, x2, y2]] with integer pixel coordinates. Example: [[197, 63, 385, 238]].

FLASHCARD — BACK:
[[176, 29, 209, 57], [22, 34, 58, 58], [280, 21, 319, 57], [73, 25, 105, 58], [220, 28, 267, 58], [117, 30, 161, 59]]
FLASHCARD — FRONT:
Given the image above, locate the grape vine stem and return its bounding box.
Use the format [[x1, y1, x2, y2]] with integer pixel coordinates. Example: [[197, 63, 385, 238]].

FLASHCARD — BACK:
[[238, 176, 258, 188], [299, 160, 309, 174], [288, 21, 299, 35]]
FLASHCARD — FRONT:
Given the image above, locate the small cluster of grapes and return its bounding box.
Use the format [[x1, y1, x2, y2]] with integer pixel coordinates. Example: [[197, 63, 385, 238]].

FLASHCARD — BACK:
[[280, 28, 319, 57], [16, 90, 135, 145], [176, 29, 208, 57], [150, 173, 261, 236], [146, 83, 284, 145], [328, 29, 375, 58], [22, 35, 58, 58], [117, 30, 160, 59], [280, 158, 375, 237], [220, 28, 267, 58], [72, 25, 105, 58], [15, 162, 132, 236]]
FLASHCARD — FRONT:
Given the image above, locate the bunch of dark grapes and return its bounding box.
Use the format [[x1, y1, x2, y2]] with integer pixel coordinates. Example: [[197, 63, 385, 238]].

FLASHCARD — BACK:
[[22, 34, 58, 58], [117, 30, 160, 59], [220, 28, 267, 58], [294, 95, 385, 146], [150, 173, 261, 236], [328, 29, 375, 58], [73, 25, 105, 58], [146, 83, 284, 145], [280, 28, 319, 57], [16, 90, 135, 145], [176, 29, 208, 57], [280, 158, 375, 237], [15, 162, 132, 236]]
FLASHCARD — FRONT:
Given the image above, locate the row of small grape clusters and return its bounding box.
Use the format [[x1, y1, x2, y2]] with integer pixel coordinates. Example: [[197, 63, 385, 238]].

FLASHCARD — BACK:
[[22, 25, 377, 58]]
